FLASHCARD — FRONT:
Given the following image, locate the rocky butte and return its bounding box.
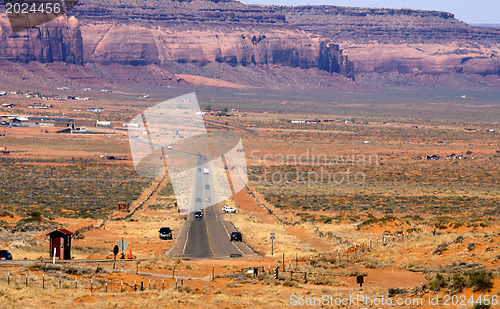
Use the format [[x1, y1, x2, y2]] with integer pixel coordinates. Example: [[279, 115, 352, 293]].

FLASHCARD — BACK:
[[0, 0, 498, 89]]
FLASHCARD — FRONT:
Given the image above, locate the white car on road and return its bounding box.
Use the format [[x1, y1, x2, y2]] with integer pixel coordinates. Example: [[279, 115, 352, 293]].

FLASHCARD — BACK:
[[222, 206, 236, 213]]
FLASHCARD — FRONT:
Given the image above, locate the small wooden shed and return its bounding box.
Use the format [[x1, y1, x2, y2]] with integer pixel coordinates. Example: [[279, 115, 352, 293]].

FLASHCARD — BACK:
[[47, 228, 72, 260]]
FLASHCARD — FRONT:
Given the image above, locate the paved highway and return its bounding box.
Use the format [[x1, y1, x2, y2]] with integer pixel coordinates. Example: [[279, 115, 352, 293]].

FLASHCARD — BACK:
[[168, 155, 254, 259]]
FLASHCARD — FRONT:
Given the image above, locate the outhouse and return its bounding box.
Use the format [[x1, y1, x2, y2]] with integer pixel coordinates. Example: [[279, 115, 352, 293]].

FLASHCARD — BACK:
[[47, 228, 72, 260]]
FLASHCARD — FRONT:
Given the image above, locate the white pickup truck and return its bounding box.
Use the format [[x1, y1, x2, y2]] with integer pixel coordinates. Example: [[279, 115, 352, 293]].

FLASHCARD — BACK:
[[222, 206, 236, 213], [203, 167, 209, 174]]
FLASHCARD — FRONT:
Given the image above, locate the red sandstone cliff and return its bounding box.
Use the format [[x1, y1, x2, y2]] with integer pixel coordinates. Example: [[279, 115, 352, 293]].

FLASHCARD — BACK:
[[0, 0, 499, 89], [0, 16, 82, 65]]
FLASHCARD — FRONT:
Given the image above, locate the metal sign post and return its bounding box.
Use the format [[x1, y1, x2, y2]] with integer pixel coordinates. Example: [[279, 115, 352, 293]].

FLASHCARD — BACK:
[[270, 233, 276, 256]]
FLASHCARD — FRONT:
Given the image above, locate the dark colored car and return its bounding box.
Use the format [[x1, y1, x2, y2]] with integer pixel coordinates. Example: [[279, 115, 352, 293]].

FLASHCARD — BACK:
[[195, 210, 203, 220], [159, 227, 172, 240], [0, 250, 12, 260], [230, 232, 242, 242]]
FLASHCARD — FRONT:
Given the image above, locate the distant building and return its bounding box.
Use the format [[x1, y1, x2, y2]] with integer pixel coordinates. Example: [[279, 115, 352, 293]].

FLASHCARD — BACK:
[[426, 155, 440, 160], [22, 117, 74, 129], [29, 103, 52, 109], [87, 108, 104, 113], [96, 120, 111, 127], [123, 123, 140, 128]]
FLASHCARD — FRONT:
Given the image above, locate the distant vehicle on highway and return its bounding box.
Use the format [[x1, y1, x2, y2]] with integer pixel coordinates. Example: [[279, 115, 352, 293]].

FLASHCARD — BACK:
[[0, 250, 12, 260], [196, 198, 201, 202], [159, 227, 172, 240], [195, 210, 203, 220], [205, 184, 210, 190], [222, 206, 236, 213], [203, 167, 209, 174], [205, 197, 211, 203], [230, 231, 242, 242]]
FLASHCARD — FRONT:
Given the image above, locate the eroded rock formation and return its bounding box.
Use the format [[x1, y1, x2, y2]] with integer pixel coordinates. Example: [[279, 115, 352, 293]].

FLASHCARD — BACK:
[[0, 16, 82, 64]]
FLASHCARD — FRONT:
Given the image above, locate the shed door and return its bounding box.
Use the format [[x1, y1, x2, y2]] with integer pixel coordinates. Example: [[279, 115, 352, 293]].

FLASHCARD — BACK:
[[52, 237, 61, 258]]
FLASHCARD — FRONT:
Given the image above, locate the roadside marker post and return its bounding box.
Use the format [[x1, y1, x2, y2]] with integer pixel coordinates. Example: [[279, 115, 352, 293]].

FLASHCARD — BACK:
[[270, 232, 275, 256]]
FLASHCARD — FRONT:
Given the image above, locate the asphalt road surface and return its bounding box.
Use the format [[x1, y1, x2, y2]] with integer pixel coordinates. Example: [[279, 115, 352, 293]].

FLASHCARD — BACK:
[[168, 155, 255, 259]]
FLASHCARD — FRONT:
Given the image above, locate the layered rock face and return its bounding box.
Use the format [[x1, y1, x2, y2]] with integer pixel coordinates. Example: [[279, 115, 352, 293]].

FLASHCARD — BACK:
[[80, 24, 353, 79], [0, 0, 354, 81], [0, 16, 83, 64], [0, 0, 499, 88], [70, 0, 353, 78], [282, 6, 500, 77]]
